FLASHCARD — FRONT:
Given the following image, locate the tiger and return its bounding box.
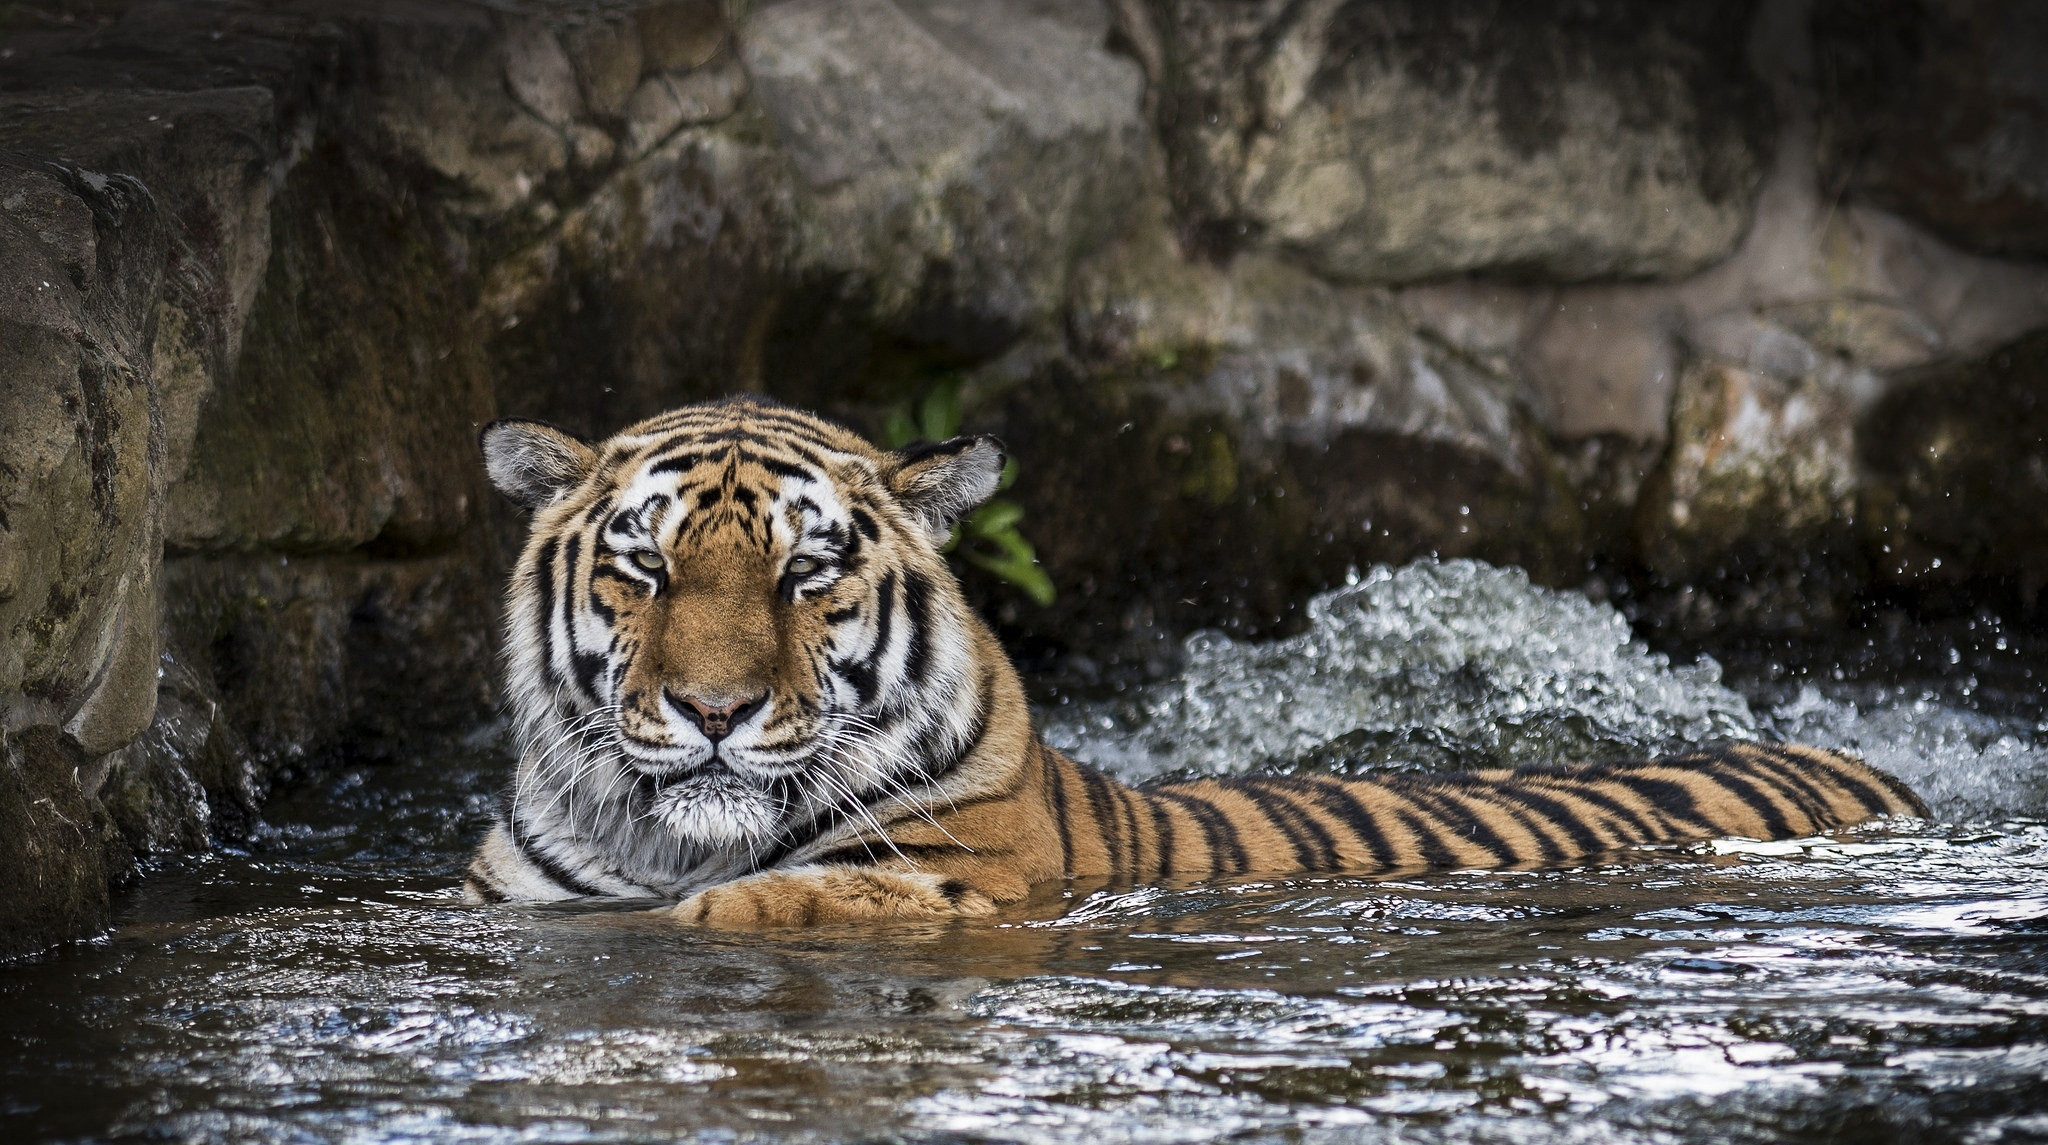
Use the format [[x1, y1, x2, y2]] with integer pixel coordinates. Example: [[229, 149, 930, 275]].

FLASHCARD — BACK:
[[463, 397, 1928, 926]]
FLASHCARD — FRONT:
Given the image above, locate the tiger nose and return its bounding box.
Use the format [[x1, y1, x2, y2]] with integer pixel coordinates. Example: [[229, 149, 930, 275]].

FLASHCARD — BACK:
[[666, 690, 767, 743]]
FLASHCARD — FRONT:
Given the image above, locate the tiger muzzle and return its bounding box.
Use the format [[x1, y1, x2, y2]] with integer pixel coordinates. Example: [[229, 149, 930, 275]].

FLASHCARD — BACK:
[[668, 690, 767, 743]]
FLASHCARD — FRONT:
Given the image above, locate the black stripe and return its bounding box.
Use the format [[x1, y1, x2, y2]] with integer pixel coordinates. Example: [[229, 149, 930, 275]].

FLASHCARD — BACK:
[[822, 605, 860, 625], [1838, 750, 1928, 817], [1696, 753, 1796, 838], [1298, 778, 1401, 870], [1154, 789, 1248, 875], [1773, 747, 1897, 818], [1522, 777, 1663, 845], [1078, 766, 1125, 874], [1438, 775, 1571, 863], [1399, 784, 1519, 865], [810, 840, 987, 867], [571, 653, 606, 698], [1477, 782, 1601, 859], [1043, 747, 1075, 876], [465, 877, 508, 904], [1118, 785, 1146, 876], [831, 655, 879, 709], [511, 819, 609, 897], [901, 570, 934, 684], [1734, 748, 1837, 827], [741, 452, 814, 481], [1142, 792, 1175, 880], [869, 569, 898, 679], [560, 533, 583, 688], [850, 507, 880, 541], [1617, 772, 1719, 832], [647, 452, 708, 476], [1363, 782, 1463, 868], [532, 535, 558, 677], [1232, 780, 1338, 871]]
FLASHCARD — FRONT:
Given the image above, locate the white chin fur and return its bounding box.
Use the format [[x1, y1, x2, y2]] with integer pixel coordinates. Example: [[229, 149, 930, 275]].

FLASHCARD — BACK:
[[653, 773, 777, 847]]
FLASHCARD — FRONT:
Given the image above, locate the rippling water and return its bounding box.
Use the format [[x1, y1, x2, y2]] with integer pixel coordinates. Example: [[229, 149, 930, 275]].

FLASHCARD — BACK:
[[6, 562, 2048, 1144]]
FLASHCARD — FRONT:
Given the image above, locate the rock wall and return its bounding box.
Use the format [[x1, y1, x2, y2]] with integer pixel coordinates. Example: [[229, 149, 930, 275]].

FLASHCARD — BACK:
[[3, 0, 2047, 956]]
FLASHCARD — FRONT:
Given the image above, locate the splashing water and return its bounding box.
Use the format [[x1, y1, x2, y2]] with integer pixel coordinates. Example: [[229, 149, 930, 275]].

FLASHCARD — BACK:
[[1765, 684, 2048, 823], [1042, 559, 2048, 824], [1042, 560, 1760, 784]]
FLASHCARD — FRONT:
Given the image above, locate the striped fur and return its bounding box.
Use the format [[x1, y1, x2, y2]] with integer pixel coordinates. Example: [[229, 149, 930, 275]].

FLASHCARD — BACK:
[[465, 398, 1927, 926]]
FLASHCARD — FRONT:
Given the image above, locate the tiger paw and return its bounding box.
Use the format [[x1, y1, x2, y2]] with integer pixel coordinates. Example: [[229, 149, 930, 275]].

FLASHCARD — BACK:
[[670, 868, 997, 928]]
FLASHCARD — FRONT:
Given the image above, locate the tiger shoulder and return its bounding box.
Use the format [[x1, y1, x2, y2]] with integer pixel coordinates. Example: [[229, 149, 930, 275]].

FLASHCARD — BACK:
[[462, 397, 1927, 927]]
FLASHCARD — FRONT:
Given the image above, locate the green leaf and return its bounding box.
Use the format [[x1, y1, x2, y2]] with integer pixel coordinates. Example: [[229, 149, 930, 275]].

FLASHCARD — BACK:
[[882, 409, 920, 449], [878, 378, 1053, 605], [918, 380, 962, 440], [964, 499, 1024, 537], [962, 534, 1056, 606]]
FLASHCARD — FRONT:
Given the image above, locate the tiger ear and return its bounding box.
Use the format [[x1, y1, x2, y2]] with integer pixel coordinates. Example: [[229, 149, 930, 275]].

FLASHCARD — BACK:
[[885, 434, 1006, 545], [480, 418, 596, 509]]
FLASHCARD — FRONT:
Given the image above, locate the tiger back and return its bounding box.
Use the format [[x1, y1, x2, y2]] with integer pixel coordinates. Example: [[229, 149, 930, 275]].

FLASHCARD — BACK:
[[465, 398, 1927, 927]]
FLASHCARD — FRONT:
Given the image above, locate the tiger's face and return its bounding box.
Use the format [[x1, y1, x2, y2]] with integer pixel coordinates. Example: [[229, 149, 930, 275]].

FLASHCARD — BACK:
[[482, 400, 1004, 876]]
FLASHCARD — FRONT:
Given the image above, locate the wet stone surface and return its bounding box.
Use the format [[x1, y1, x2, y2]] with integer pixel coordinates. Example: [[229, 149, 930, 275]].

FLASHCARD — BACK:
[[4, 562, 2048, 1143]]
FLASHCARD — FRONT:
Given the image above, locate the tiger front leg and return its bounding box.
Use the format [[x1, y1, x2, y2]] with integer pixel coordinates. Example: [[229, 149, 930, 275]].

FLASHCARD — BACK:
[[670, 867, 999, 928]]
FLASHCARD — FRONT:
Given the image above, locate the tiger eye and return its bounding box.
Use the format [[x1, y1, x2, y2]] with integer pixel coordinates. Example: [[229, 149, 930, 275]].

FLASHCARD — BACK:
[[631, 550, 665, 572], [787, 555, 823, 577]]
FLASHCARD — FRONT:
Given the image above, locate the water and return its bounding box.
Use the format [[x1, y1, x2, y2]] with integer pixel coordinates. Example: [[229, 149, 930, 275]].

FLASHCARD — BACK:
[[6, 560, 2048, 1144], [1040, 562, 1762, 785]]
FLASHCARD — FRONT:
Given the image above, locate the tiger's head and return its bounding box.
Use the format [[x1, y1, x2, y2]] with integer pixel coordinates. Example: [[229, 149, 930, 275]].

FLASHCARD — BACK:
[[481, 398, 1008, 885]]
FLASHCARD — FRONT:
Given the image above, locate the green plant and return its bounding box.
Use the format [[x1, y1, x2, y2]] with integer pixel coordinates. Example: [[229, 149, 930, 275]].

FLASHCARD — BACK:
[[882, 381, 1056, 606]]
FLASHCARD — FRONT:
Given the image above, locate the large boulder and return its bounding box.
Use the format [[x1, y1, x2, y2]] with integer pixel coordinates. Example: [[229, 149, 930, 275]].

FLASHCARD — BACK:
[[0, 79, 281, 957], [1816, 0, 2048, 259], [1121, 0, 1771, 282]]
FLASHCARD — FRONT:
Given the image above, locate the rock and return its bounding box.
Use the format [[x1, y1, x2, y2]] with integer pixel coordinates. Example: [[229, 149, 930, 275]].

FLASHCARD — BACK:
[[0, 80, 279, 765], [560, 13, 647, 121], [90, 652, 257, 859], [162, 549, 501, 770], [1860, 329, 2048, 602], [503, 19, 586, 130], [0, 726, 118, 962], [366, 4, 574, 219], [636, 0, 729, 73], [1633, 352, 1864, 632], [476, 122, 801, 436], [163, 137, 495, 556], [742, 0, 1149, 356], [1124, 0, 1771, 281], [620, 56, 749, 155], [1816, 0, 2048, 259], [1006, 204, 1602, 651], [0, 5, 504, 955]]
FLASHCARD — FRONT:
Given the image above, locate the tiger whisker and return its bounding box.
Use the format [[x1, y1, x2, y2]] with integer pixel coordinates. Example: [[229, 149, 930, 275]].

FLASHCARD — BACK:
[[810, 718, 971, 856]]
